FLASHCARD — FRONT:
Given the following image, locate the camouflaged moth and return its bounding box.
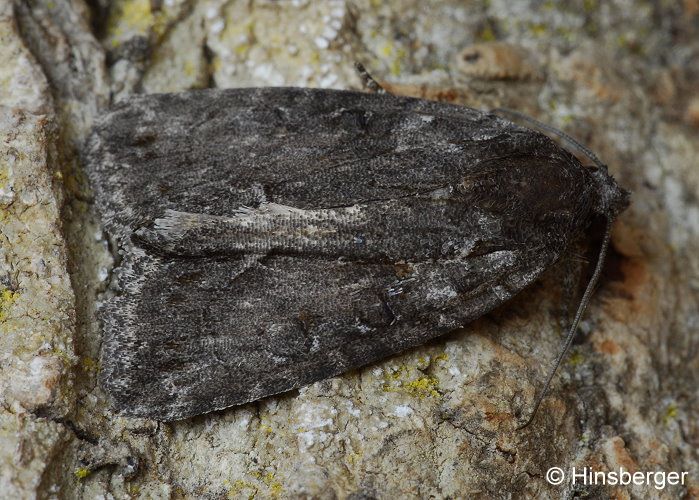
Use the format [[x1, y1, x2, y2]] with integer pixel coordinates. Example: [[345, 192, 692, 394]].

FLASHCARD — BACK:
[[85, 83, 629, 423]]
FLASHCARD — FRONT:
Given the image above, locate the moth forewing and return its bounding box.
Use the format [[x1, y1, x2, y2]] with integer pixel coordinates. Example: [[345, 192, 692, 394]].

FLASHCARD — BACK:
[[85, 87, 629, 421]]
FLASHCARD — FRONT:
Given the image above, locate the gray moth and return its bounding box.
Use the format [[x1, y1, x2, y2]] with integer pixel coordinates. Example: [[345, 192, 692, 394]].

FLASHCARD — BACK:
[[84, 87, 629, 422]]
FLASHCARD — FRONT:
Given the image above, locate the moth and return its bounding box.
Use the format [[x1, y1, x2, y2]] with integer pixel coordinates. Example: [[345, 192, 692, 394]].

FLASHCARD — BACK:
[[84, 80, 629, 423]]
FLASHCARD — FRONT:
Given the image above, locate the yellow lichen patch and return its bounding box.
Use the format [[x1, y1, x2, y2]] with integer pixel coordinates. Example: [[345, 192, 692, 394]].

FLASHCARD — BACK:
[[51, 348, 74, 367], [234, 43, 251, 56], [583, 0, 598, 12], [220, 19, 255, 57], [390, 48, 406, 76], [210, 55, 223, 75], [228, 471, 282, 499], [403, 377, 440, 398], [567, 351, 585, 366], [434, 353, 449, 363], [0, 166, 8, 189], [74, 467, 91, 480], [382, 364, 441, 399], [110, 0, 154, 36], [478, 24, 497, 42], [379, 41, 393, 59], [529, 23, 547, 37], [347, 451, 362, 465], [259, 424, 273, 434], [106, 0, 169, 43], [663, 403, 678, 425], [183, 60, 195, 78], [385, 364, 408, 381], [225, 479, 258, 500], [377, 41, 406, 76], [0, 289, 19, 322], [261, 472, 283, 497], [416, 356, 429, 370], [81, 356, 100, 373]]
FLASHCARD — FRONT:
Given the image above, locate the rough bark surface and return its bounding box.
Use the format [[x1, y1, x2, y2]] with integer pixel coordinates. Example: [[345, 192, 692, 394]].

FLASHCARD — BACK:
[[1, 0, 698, 498]]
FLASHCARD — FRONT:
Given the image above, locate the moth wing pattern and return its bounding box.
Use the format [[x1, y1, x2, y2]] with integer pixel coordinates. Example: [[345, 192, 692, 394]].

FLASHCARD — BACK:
[[85, 88, 598, 420]]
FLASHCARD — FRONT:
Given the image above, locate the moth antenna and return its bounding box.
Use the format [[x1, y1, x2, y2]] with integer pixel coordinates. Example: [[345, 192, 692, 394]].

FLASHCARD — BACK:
[[517, 218, 612, 429], [354, 62, 387, 94], [493, 108, 605, 170]]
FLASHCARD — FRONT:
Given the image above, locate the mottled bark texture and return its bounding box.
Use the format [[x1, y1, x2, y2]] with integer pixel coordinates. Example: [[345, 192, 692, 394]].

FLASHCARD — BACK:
[[2, 0, 698, 498]]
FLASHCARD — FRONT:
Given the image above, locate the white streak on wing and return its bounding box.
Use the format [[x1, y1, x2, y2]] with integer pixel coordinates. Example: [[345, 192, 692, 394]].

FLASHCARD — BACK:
[[476, 212, 502, 233], [151, 203, 368, 253], [426, 286, 458, 302], [153, 209, 202, 234], [429, 186, 453, 200], [482, 250, 518, 269], [155, 203, 363, 230]]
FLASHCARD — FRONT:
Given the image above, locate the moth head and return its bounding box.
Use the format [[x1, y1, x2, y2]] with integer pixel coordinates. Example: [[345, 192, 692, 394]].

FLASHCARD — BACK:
[[589, 165, 630, 220]]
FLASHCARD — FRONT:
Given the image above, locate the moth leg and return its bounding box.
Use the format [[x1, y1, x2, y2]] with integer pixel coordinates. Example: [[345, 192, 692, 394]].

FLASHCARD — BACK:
[[354, 62, 387, 94]]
